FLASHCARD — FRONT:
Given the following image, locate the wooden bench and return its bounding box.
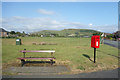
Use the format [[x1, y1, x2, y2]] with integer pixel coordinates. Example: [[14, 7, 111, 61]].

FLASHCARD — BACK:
[[17, 49, 55, 66]]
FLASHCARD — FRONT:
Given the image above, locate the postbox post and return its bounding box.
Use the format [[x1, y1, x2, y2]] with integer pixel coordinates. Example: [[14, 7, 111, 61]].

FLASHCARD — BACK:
[[94, 48, 96, 63]]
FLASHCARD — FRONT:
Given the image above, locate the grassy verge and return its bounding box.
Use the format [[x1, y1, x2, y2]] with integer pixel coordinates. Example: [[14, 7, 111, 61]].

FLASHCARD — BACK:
[[2, 37, 118, 74]]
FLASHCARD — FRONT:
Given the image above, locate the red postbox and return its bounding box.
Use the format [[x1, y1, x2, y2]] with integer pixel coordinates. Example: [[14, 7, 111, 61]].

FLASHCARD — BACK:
[[91, 35, 100, 48]]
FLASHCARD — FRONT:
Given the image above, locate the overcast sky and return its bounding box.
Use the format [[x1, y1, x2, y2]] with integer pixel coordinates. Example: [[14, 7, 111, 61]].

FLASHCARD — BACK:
[[2, 2, 118, 33]]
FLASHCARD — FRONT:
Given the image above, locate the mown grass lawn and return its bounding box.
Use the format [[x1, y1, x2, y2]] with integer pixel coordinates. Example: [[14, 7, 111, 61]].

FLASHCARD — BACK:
[[2, 37, 118, 74]]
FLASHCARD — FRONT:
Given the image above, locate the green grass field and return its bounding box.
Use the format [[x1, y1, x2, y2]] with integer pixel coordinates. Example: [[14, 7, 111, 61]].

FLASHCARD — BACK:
[[2, 37, 118, 74]]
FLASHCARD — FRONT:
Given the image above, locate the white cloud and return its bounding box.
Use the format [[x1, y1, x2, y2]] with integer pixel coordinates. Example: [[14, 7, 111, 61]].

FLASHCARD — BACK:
[[93, 25, 118, 33], [89, 23, 93, 26], [2, 16, 118, 33], [2, 16, 66, 32], [38, 9, 55, 15], [51, 20, 60, 24]]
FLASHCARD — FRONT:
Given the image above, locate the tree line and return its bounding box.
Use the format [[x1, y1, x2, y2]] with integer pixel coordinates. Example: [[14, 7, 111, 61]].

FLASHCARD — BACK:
[[6, 30, 120, 41]]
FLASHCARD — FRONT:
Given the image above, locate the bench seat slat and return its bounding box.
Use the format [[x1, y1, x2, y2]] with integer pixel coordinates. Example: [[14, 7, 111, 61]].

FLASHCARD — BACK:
[[20, 50, 55, 53], [17, 57, 56, 60]]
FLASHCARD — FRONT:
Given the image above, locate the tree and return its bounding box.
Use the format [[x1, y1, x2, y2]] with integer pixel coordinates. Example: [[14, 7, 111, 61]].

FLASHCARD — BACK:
[[93, 32, 103, 36], [22, 31, 26, 37], [106, 34, 113, 39], [115, 31, 120, 38], [16, 32, 22, 36], [112, 31, 120, 40], [10, 31, 16, 34], [23, 31, 25, 34], [75, 32, 79, 37]]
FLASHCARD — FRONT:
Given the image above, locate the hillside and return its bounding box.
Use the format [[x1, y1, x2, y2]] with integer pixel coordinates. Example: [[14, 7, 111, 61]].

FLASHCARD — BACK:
[[33, 29, 101, 37]]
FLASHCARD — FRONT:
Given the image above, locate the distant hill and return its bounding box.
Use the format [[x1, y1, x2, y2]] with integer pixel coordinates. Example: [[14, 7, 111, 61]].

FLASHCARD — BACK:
[[33, 29, 101, 37]]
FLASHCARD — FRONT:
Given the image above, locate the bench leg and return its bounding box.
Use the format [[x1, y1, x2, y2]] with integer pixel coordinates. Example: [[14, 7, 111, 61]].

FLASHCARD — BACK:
[[21, 59, 25, 67], [50, 59, 53, 65]]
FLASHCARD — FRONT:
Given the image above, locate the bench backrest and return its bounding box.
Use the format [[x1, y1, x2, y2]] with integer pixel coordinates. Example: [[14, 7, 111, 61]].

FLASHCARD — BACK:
[[20, 50, 55, 53]]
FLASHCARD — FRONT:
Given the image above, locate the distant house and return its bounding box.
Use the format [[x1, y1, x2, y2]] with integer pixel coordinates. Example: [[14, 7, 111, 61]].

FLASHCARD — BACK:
[[83, 36, 89, 38], [0, 28, 8, 37], [68, 34, 76, 37], [104, 33, 111, 37], [40, 34, 46, 37], [50, 34, 54, 37], [41, 34, 43, 37]]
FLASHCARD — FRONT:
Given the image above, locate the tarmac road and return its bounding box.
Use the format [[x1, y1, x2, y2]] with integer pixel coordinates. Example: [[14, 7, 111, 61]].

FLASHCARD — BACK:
[[104, 39, 120, 49]]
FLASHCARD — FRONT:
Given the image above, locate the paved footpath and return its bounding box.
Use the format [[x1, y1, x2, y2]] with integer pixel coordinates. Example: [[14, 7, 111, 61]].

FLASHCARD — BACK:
[[3, 68, 119, 78]]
